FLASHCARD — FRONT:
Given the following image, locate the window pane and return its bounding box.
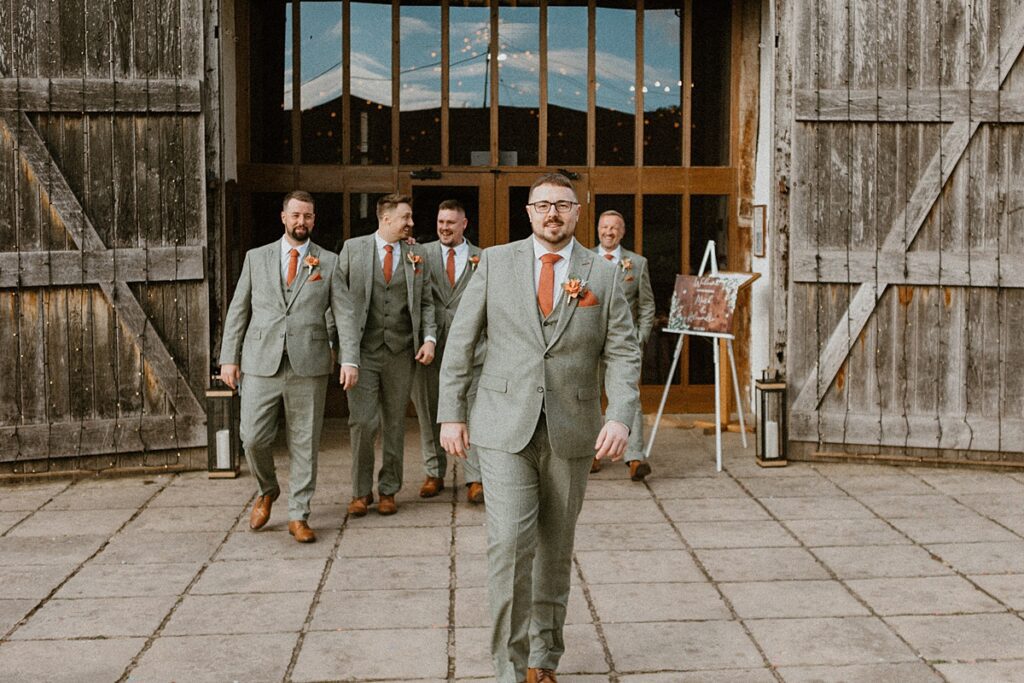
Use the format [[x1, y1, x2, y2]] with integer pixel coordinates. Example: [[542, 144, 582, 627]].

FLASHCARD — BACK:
[[595, 2, 635, 166], [594, 195, 634, 252], [250, 0, 292, 163], [300, 1, 344, 164], [642, 194, 681, 385], [691, 0, 731, 166], [688, 194, 729, 385], [450, 5, 491, 166], [350, 1, 392, 165], [312, 193, 344, 253], [400, 3, 442, 165], [498, 1, 539, 166], [349, 192, 386, 239], [546, 1, 588, 166], [643, 0, 682, 166], [507, 186, 532, 243]]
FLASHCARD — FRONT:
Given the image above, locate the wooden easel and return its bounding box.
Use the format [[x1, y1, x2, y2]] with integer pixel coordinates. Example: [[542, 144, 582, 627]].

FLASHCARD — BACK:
[[644, 242, 756, 472]]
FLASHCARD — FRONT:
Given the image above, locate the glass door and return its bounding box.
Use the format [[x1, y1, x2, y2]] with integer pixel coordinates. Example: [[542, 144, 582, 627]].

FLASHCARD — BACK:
[[495, 172, 592, 247], [400, 173, 496, 249]]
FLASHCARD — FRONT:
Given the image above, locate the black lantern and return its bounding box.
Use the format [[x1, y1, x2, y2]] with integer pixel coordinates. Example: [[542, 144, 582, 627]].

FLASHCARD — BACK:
[[206, 377, 241, 478], [755, 371, 787, 467]]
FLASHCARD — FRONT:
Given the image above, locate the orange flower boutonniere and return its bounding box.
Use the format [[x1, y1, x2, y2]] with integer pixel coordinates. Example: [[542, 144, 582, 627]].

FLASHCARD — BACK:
[[620, 258, 634, 281], [469, 255, 480, 271], [562, 277, 587, 306], [304, 254, 319, 274], [407, 251, 423, 275]]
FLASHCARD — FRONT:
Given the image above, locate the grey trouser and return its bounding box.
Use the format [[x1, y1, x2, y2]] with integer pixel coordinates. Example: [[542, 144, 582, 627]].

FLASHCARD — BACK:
[[625, 402, 646, 462], [239, 355, 328, 521], [478, 415, 591, 683], [347, 345, 416, 497], [412, 361, 482, 483]]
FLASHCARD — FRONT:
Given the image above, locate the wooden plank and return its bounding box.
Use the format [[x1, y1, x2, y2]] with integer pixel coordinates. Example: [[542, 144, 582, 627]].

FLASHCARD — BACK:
[[85, 0, 111, 78], [46, 289, 71, 423], [66, 286, 92, 421], [180, 0, 203, 77], [0, 0, 10, 79], [0, 78, 204, 112], [13, 0, 37, 78], [791, 409, 1024, 453], [0, 292, 20, 424], [791, 249, 1024, 287], [794, 88, 1024, 121], [0, 414, 206, 461], [90, 285, 118, 419], [60, 0, 86, 77], [17, 291, 47, 425], [111, 0, 132, 77]]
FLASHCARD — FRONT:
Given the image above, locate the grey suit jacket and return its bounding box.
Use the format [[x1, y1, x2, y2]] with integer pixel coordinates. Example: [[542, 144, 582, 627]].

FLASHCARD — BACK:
[[219, 240, 343, 377], [593, 247, 656, 344], [423, 240, 482, 355], [438, 238, 641, 459], [336, 234, 437, 366]]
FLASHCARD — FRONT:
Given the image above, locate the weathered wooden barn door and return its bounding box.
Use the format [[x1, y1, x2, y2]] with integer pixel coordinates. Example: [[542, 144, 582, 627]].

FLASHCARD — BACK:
[[0, 0, 209, 470], [784, 1, 1024, 463]]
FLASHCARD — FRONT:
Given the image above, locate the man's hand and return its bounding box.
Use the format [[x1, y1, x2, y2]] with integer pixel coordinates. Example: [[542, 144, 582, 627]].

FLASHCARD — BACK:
[[415, 340, 436, 365], [339, 365, 359, 390], [440, 422, 470, 459], [594, 420, 629, 461], [220, 364, 240, 390]]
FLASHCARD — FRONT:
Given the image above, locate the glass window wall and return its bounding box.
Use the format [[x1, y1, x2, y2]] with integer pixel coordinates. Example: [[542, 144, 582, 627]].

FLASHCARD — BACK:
[[642, 194, 682, 385], [449, 4, 491, 166], [300, 1, 344, 163], [350, 1, 392, 165], [400, 3, 442, 164], [250, 0, 293, 163], [595, 1, 636, 166], [498, 1, 540, 166], [643, 0, 683, 166], [691, 0, 731, 166], [546, 0, 588, 166]]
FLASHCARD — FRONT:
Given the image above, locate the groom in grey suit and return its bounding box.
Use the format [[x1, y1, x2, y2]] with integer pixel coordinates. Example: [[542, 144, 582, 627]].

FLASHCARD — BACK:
[[219, 190, 346, 543], [336, 194, 437, 517], [411, 199, 486, 503], [439, 174, 641, 683], [592, 209, 656, 480]]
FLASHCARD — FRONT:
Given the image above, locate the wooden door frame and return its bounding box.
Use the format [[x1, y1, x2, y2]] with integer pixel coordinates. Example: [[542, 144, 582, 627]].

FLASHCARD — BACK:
[[399, 172, 497, 248]]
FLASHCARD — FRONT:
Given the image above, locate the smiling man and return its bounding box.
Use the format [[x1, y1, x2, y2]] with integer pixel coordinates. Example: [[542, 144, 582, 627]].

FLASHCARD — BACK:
[[438, 174, 641, 683], [336, 193, 437, 517]]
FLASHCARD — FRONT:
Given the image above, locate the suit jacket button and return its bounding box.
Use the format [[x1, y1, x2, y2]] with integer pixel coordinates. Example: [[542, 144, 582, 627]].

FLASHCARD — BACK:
[[544, 353, 552, 359], [536, 386, 544, 393]]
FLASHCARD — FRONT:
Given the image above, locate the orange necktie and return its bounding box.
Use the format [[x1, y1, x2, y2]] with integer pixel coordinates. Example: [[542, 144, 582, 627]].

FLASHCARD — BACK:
[[446, 248, 457, 287], [604, 253, 614, 261], [537, 253, 562, 318], [286, 248, 299, 286], [383, 244, 394, 284]]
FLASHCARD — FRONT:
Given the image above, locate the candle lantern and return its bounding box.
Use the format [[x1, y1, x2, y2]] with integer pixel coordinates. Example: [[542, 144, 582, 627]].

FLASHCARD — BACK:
[[206, 376, 241, 478], [755, 371, 787, 467]]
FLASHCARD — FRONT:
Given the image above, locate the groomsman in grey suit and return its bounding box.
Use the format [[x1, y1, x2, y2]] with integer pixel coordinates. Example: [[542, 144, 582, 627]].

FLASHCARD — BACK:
[[219, 191, 346, 543], [336, 194, 437, 517], [591, 209, 656, 480], [411, 199, 486, 503], [438, 174, 641, 683]]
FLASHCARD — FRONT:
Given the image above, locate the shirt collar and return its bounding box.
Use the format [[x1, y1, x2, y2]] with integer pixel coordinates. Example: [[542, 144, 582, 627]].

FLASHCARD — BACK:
[[374, 231, 400, 251], [532, 236, 574, 263], [599, 245, 622, 261], [440, 239, 469, 256], [282, 238, 310, 258]]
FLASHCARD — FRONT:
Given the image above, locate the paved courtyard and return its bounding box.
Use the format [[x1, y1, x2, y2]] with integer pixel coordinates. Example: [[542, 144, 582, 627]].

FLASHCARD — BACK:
[[1, 418, 1023, 682]]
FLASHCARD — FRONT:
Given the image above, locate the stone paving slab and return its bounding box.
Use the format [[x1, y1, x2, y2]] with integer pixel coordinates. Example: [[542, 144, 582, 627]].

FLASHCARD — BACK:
[[312, 587, 449, 630], [744, 616, 917, 667], [164, 592, 314, 635], [677, 520, 799, 548], [0, 535, 107, 566], [574, 523, 684, 552], [0, 564, 77, 600], [777, 662, 943, 682], [131, 633, 296, 683], [455, 585, 591, 627], [574, 549, 705, 584], [126, 505, 245, 533], [696, 547, 830, 582], [576, 497, 665, 525], [192, 558, 327, 595], [324, 553, 450, 591], [94, 530, 224, 564], [55, 562, 201, 598], [757, 495, 874, 520], [216, 528, 340, 561], [293, 628, 449, 681], [888, 512, 1021, 544], [589, 581, 730, 623], [603, 620, 764, 672], [738, 475, 846, 498], [338, 525, 452, 557], [42, 481, 161, 510], [0, 483, 69, 511], [619, 672, 776, 682], [11, 595, 177, 639], [925, 541, 1024, 574], [968, 573, 1024, 610], [0, 511, 29, 533], [856, 493, 970, 518], [5, 508, 137, 537], [719, 580, 868, 619], [0, 599, 34, 634], [886, 613, 1024, 661], [810, 544, 953, 579], [0, 637, 145, 682], [936, 660, 1024, 682], [660, 496, 771, 522], [786, 518, 909, 547], [846, 575, 1007, 615]]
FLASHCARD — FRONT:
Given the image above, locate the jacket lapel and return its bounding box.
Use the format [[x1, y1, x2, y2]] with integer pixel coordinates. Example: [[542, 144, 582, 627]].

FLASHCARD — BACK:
[[286, 243, 316, 311], [363, 237, 374, 305], [452, 242, 480, 298], [430, 243, 453, 305], [269, 244, 287, 309], [401, 241, 417, 311], [514, 240, 545, 347], [546, 240, 593, 351]]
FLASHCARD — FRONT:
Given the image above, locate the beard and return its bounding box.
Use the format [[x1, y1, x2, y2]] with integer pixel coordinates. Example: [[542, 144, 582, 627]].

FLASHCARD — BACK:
[[286, 223, 310, 243], [533, 217, 574, 248]]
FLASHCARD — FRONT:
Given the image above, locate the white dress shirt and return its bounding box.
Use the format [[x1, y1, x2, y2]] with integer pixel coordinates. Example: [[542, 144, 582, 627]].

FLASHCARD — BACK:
[[598, 245, 622, 265], [281, 238, 310, 281], [440, 239, 470, 283], [532, 237, 575, 305], [374, 231, 401, 280]]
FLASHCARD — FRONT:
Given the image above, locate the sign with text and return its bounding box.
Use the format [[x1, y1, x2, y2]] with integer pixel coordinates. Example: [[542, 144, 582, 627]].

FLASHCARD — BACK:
[[667, 273, 757, 337]]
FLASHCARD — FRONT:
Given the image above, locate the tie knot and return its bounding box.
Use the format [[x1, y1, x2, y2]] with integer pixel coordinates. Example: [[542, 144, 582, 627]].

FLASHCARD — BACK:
[[540, 253, 562, 265], [604, 253, 614, 261], [384, 244, 394, 253], [289, 248, 299, 257], [448, 248, 456, 257]]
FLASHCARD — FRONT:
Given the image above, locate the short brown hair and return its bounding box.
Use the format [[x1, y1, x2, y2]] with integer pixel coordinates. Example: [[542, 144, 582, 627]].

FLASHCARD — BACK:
[[376, 193, 413, 219], [528, 173, 576, 200], [282, 190, 315, 211], [438, 198, 465, 214], [598, 209, 625, 223]]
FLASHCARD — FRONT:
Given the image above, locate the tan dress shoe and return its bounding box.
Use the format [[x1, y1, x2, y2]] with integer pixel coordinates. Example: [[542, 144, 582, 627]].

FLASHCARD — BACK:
[[249, 491, 279, 530], [527, 668, 557, 683], [347, 494, 372, 517], [590, 457, 602, 474], [628, 460, 652, 481], [467, 482, 484, 504], [377, 494, 397, 515], [288, 520, 316, 543], [419, 476, 445, 498]]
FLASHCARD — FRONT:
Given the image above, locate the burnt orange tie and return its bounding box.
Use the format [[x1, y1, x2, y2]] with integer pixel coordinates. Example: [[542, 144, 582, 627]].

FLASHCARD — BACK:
[[604, 253, 614, 261], [446, 248, 457, 287], [286, 248, 299, 286], [383, 244, 394, 284], [537, 253, 562, 318]]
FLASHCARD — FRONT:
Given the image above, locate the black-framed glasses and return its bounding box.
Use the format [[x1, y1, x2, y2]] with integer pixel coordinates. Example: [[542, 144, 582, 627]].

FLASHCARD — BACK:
[[527, 200, 579, 214]]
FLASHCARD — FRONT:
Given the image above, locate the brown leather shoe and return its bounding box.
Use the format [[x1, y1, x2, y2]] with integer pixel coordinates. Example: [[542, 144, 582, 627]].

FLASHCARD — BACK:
[[590, 457, 602, 474], [629, 460, 652, 481], [347, 494, 373, 518], [249, 491, 279, 530], [526, 668, 557, 683], [419, 476, 445, 498], [466, 482, 484, 504], [377, 494, 397, 515], [288, 520, 316, 543]]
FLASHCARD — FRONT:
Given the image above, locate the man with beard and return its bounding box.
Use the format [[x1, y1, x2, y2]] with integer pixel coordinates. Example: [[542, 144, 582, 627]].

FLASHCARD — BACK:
[[219, 190, 347, 543], [411, 199, 486, 503], [336, 193, 436, 517], [438, 174, 641, 682], [591, 209, 655, 480]]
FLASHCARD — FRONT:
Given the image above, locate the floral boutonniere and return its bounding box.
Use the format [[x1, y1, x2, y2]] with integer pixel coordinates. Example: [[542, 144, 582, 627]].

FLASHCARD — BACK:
[[468, 255, 480, 271], [407, 251, 423, 275], [562, 277, 588, 305], [304, 254, 319, 274], [619, 257, 634, 282]]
